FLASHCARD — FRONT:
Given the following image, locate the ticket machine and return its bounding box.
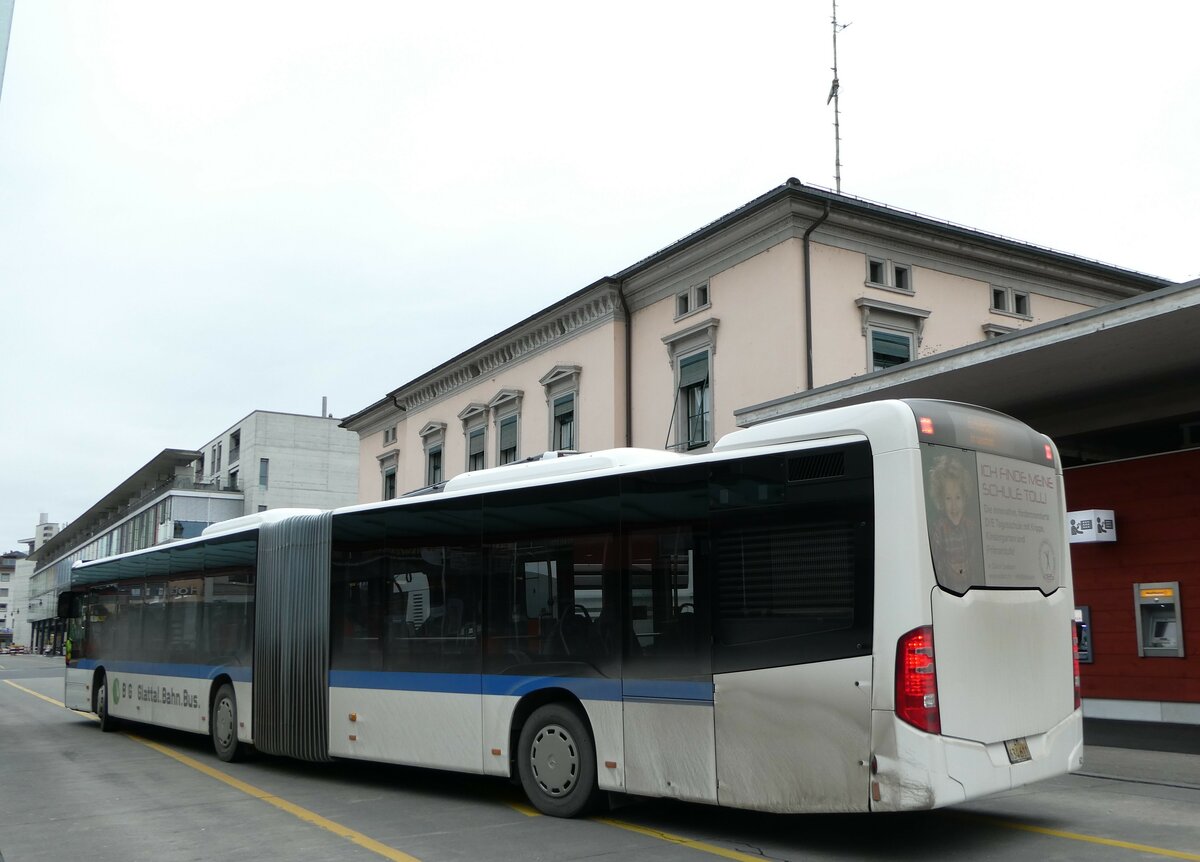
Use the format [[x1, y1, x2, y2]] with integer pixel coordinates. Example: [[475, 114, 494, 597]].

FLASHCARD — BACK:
[[1134, 582, 1185, 658]]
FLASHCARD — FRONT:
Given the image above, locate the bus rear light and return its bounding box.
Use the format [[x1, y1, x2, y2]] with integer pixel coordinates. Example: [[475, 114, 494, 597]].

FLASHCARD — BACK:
[[919, 417, 935, 436], [1045, 443, 1054, 461], [896, 626, 941, 734], [1072, 624, 1082, 710]]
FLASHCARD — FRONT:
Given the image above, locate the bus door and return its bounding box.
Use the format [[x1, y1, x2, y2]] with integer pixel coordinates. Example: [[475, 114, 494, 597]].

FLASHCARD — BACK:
[[710, 447, 875, 813]]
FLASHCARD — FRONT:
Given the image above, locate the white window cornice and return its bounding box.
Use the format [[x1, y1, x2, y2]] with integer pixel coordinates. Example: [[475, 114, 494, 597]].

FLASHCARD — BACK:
[[487, 388, 524, 414], [662, 316, 720, 363], [456, 402, 488, 424], [855, 298, 930, 343], [418, 421, 447, 439]]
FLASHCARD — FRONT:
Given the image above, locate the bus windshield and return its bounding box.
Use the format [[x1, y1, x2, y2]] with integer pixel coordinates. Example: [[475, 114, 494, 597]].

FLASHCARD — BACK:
[[910, 400, 1064, 595]]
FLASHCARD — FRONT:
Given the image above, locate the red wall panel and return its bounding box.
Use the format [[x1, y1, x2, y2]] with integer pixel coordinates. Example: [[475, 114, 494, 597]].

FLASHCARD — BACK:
[[1066, 450, 1200, 703]]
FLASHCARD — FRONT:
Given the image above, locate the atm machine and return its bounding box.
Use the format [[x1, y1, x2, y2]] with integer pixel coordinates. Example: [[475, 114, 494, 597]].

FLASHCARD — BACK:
[[1134, 582, 1185, 658]]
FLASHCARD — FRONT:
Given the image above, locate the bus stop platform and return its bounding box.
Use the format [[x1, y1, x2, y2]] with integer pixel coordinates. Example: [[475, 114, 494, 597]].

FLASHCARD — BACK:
[[1081, 719, 1200, 788]]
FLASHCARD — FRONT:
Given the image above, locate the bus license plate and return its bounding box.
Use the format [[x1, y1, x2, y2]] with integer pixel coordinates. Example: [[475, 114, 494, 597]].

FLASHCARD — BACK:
[[1005, 737, 1031, 763]]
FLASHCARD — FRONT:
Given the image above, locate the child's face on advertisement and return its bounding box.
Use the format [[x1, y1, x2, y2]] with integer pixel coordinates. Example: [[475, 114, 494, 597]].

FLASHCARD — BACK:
[[943, 479, 964, 525]]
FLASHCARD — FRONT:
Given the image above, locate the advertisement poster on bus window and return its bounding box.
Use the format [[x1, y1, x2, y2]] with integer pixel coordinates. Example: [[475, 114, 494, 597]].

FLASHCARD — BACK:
[[923, 445, 1062, 593]]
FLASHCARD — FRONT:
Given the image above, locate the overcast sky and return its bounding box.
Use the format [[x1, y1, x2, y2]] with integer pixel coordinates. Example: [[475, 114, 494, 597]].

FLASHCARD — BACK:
[[1, 1, 1197, 553]]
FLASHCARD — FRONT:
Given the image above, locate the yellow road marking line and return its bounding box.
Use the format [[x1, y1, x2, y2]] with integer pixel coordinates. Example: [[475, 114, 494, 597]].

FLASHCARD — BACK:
[[4, 680, 422, 862], [594, 817, 773, 862], [962, 813, 1200, 861], [508, 801, 540, 817], [3, 679, 82, 712]]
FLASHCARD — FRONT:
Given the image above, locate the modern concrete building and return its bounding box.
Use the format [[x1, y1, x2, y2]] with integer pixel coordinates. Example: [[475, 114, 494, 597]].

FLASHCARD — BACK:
[[0, 550, 25, 647], [24, 410, 358, 652], [342, 179, 1166, 500]]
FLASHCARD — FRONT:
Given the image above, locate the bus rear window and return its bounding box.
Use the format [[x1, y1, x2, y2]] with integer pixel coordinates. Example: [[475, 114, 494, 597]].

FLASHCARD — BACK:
[[922, 443, 1063, 595]]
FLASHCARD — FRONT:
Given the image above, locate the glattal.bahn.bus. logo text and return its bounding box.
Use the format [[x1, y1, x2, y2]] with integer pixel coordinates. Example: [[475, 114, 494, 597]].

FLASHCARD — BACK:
[[112, 677, 201, 709]]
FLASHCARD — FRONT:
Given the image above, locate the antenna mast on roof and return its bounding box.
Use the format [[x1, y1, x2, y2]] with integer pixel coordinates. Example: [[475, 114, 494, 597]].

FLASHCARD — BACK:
[[828, 0, 850, 193]]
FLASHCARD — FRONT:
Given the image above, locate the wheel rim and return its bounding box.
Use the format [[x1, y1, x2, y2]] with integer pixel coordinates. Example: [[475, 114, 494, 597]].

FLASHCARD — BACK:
[[97, 682, 107, 718], [214, 696, 235, 749], [529, 723, 578, 797]]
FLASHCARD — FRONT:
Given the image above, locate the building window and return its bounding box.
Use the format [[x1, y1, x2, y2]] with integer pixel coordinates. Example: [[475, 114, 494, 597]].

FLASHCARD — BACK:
[[213, 444, 222, 473], [990, 286, 1032, 318], [870, 329, 914, 371], [228, 469, 239, 491], [675, 282, 711, 320], [552, 394, 575, 451], [662, 317, 720, 452], [259, 458, 269, 489], [458, 404, 488, 472], [257, 505, 268, 513], [982, 323, 1016, 339], [855, 297, 930, 373], [487, 388, 524, 467], [229, 429, 241, 464], [378, 449, 399, 501], [498, 415, 519, 464], [679, 351, 711, 450], [383, 425, 397, 445], [540, 365, 582, 452], [419, 421, 448, 487], [382, 468, 397, 500], [468, 427, 486, 471], [427, 446, 443, 485], [865, 258, 915, 294]]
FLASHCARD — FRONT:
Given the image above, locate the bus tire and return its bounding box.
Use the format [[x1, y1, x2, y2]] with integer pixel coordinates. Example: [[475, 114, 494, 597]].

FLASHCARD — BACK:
[[211, 683, 243, 762], [96, 673, 118, 733], [517, 703, 600, 818]]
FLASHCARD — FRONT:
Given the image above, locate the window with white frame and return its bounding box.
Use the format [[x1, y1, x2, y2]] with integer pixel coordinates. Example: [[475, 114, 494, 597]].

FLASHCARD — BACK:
[[377, 449, 399, 500], [870, 329, 913, 371], [488, 388, 524, 466], [990, 286, 1032, 318], [383, 425, 397, 445], [855, 297, 929, 373], [865, 257, 914, 294], [540, 365, 582, 452], [662, 316, 719, 452], [467, 427, 486, 471], [678, 351, 711, 449], [675, 282, 711, 320], [419, 421, 447, 487], [551, 394, 574, 451], [498, 415, 518, 464], [458, 403, 488, 472]]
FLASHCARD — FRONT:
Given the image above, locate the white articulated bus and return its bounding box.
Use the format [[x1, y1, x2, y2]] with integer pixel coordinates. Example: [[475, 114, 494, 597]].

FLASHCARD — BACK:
[[60, 399, 1081, 816]]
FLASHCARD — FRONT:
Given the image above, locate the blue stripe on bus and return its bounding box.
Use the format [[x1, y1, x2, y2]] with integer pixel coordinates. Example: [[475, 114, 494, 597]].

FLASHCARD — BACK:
[[329, 671, 712, 704], [329, 670, 483, 696], [71, 661, 711, 704], [621, 678, 714, 703], [73, 659, 250, 683]]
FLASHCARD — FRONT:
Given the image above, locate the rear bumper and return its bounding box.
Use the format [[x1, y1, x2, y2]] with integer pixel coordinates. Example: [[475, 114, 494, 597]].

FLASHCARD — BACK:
[[943, 708, 1083, 801], [871, 708, 1082, 811]]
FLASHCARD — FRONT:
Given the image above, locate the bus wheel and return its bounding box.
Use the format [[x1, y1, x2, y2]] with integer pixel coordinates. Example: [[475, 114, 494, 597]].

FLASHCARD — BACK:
[[96, 674, 117, 733], [211, 683, 243, 762], [517, 703, 600, 817]]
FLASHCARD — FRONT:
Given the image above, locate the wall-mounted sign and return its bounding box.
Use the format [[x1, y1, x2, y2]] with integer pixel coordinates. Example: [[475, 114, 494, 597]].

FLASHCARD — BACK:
[[1068, 509, 1116, 544]]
